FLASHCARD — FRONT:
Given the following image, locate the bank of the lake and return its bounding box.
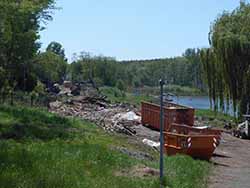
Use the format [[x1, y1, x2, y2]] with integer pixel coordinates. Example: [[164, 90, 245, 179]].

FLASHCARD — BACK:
[[101, 87, 235, 123], [130, 85, 207, 97]]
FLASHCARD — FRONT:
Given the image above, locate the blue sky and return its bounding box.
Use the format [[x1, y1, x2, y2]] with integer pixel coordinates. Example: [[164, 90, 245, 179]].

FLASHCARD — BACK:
[[40, 0, 240, 61]]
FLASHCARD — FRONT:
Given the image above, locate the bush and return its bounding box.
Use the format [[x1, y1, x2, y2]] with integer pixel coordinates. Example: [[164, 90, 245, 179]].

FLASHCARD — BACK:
[[116, 79, 126, 91]]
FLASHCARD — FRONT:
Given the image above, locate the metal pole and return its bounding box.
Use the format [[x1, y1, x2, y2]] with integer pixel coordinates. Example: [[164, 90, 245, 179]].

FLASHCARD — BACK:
[[159, 79, 165, 187]]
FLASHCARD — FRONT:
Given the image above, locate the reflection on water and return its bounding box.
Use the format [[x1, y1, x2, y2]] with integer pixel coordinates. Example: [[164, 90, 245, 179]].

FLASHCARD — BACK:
[[172, 96, 210, 109], [171, 96, 235, 115]]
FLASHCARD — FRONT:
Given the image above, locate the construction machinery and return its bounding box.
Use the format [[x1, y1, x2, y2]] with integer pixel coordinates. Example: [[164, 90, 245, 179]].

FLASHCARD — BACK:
[[233, 115, 250, 139]]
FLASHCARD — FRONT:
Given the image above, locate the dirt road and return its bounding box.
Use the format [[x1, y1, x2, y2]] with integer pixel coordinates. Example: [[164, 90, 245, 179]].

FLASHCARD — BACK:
[[209, 133, 250, 188]]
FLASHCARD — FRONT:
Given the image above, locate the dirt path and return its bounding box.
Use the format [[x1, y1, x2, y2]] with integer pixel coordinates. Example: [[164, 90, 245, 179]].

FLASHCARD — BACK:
[[209, 133, 250, 188]]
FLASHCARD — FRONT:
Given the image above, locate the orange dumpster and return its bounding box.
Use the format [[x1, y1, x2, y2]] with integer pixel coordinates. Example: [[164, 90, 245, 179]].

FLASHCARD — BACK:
[[168, 123, 222, 146], [164, 124, 222, 160], [141, 102, 194, 131]]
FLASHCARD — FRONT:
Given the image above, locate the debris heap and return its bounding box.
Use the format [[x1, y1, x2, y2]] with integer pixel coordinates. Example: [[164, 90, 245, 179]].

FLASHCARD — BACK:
[[49, 81, 141, 136]]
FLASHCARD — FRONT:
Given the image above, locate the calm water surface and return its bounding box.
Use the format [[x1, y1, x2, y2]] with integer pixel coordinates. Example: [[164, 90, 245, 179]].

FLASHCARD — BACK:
[[171, 96, 235, 115], [172, 96, 210, 109]]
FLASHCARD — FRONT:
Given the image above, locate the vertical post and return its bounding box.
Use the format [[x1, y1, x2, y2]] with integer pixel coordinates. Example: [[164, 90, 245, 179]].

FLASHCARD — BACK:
[[159, 79, 165, 187]]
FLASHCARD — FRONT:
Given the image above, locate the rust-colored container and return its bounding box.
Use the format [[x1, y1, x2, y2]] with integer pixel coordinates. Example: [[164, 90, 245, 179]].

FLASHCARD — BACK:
[[169, 123, 222, 145], [164, 132, 218, 160], [141, 102, 195, 131], [164, 124, 222, 160]]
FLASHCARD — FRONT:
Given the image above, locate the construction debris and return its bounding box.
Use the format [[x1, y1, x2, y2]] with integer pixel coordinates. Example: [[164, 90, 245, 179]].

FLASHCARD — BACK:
[[142, 139, 160, 151], [49, 82, 140, 136], [233, 115, 250, 139]]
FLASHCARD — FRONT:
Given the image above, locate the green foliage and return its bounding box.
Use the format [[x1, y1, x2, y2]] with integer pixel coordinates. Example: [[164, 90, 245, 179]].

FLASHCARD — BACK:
[[69, 50, 205, 93], [201, 1, 250, 115], [137, 85, 205, 96], [34, 51, 67, 85], [100, 87, 126, 99], [46, 41, 66, 61], [70, 53, 118, 86], [196, 109, 234, 122], [0, 67, 6, 89], [0, 0, 55, 91], [33, 81, 46, 96], [0, 80, 16, 104], [0, 105, 209, 188], [30, 81, 47, 106], [100, 87, 153, 106], [116, 79, 126, 91]]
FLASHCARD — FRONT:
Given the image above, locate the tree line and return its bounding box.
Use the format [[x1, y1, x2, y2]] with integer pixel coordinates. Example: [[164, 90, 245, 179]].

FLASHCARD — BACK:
[[69, 48, 205, 92]]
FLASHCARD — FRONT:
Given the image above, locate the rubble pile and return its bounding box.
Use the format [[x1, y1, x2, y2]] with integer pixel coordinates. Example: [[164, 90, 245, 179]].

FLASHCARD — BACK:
[[49, 82, 141, 135]]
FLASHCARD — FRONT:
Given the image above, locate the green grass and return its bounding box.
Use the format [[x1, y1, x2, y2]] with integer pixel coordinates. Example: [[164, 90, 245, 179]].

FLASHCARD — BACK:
[[195, 109, 236, 128], [165, 85, 206, 96], [130, 85, 206, 97], [0, 105, 209, 188], [196, 109, 234, 122], [100, 86, 153, 106]]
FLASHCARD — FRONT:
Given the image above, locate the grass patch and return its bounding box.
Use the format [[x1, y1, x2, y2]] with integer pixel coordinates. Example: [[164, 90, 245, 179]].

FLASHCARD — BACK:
[[131, 85, 206, 97], [164, 155, 209, 188], [0, 105, 77, 141], [165, 85, 205, 96], [195, 109, 236, 128], [100, 86, 153, 106], [195, 109, 234, 122], [0, 105, 209, 188]]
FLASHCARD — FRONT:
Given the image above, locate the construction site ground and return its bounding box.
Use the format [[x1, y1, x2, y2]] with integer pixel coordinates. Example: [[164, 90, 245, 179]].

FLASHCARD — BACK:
[[209, 133, 250, 188], [49, 83, 250, 188]]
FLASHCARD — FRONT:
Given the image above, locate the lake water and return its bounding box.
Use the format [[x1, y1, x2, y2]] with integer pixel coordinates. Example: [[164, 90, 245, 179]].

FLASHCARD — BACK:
[[171, 96, 211, 110], [170, 96, 236, 115]]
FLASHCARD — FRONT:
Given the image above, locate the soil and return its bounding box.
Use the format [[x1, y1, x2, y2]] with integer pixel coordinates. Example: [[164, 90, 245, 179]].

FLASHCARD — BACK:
[[209, 133, 250, 188], [115, 165, 159, 178]]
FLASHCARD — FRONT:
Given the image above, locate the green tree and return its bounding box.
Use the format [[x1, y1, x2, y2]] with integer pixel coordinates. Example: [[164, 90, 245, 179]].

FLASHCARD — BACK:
[[34, 52, 67, 86], [68, 51, 205, 93], [0, 67, 6, 90], [116, 79, 126, 91], [201, 1, 250, 115], [46, 41, 66, 61], [0, 0, 55, 91]]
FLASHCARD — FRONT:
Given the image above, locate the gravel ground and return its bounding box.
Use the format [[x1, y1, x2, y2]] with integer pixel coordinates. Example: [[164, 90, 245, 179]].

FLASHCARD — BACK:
[[209, 133, 250, 188]]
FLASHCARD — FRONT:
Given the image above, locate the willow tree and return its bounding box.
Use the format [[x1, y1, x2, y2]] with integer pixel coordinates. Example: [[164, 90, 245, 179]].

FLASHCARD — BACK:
[[201, 1, 250, 115]]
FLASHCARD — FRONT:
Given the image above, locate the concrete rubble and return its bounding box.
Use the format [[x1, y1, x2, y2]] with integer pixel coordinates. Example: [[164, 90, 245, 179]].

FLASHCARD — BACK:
[[142, 139, 160, 151]]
